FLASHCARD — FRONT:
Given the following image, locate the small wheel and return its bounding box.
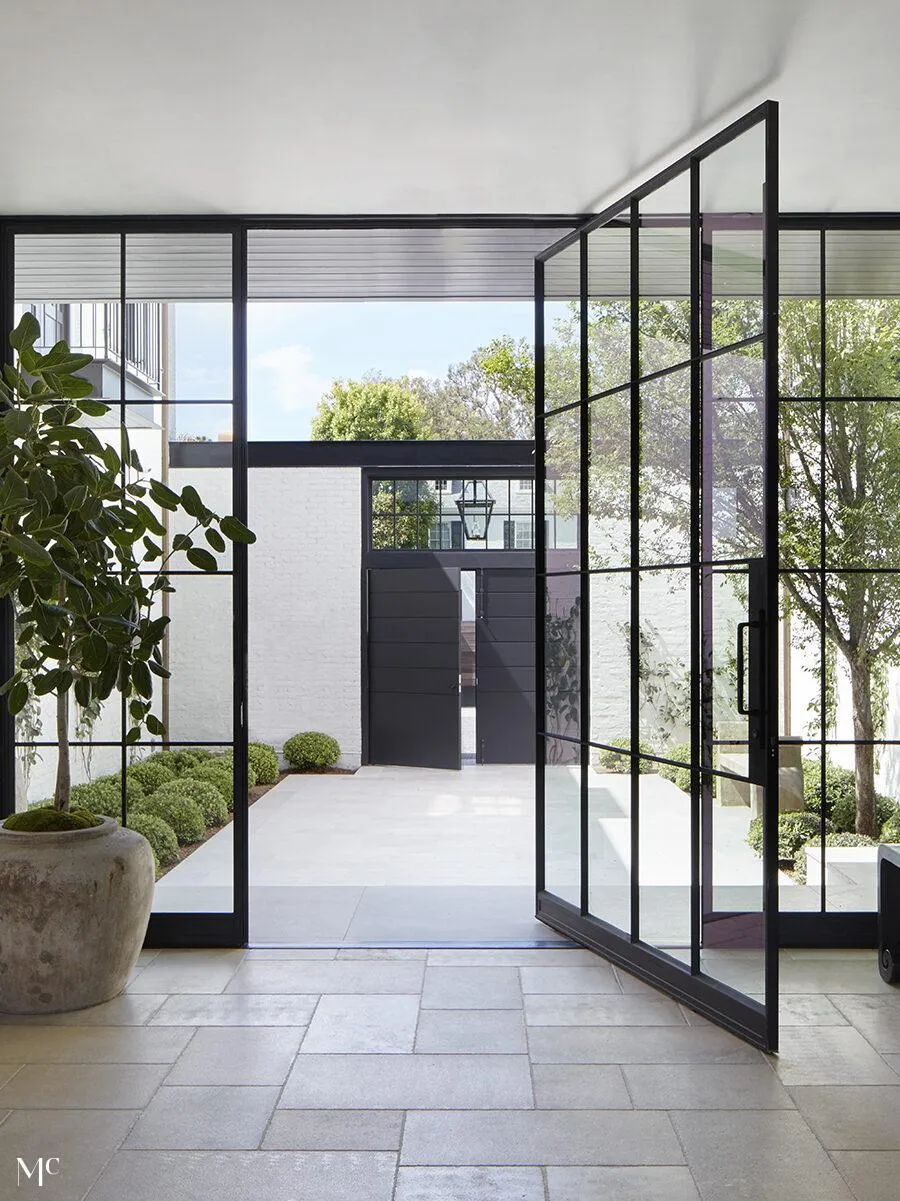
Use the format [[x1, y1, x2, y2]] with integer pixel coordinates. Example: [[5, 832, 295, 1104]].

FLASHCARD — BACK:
[[879, 946, 900, 984]]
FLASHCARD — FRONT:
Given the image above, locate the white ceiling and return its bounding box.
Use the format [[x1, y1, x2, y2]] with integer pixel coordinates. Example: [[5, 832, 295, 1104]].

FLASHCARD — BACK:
[[1, 0, 898, 216]]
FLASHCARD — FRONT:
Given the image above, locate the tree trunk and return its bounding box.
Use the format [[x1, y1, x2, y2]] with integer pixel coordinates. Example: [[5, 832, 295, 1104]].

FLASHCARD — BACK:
[[54, 688, 71, 812], [849, 655, 877, 837]]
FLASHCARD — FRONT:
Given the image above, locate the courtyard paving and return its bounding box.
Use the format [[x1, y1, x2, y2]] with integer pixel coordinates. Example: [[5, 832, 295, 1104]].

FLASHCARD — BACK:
[[0, 946, 897, 1200]]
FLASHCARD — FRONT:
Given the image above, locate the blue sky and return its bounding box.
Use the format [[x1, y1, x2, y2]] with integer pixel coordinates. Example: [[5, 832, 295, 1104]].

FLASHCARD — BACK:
[[172, 301, 534, 440]]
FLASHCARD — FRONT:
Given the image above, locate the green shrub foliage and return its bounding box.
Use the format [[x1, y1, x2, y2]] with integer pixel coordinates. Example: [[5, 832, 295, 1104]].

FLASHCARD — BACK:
[[4, 806, 101, 832], [283, 731, 341, 771], [595, 738, 656, 774], [802, 758, 896, 834], [880, 813, 900, 844], [128, 759, 177, 794], [747, 811, 829, 861], [187, 761, 234, 810], [659, 743, 692, 792], [137, 792, 205, 844], [150, 779, 227, 828], [248, 742, 279, 785], [67, 776, 144, 819], [126, 811, 179, 874]]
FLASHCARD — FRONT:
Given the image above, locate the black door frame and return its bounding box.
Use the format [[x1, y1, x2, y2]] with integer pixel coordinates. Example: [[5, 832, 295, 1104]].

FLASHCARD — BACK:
[[534, 101, 781, 1049]]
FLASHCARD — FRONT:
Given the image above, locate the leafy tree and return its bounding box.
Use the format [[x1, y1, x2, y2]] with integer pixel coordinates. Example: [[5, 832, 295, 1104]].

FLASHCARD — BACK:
[[0, 313, 255, 812], [413, 336, 534, 439], [370, 479, 439, 549], [311, 376, 431, 440]]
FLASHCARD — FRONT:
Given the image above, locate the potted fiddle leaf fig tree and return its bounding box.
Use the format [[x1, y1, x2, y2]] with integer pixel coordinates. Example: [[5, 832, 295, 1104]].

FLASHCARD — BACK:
[[0, 311, 255, 1014]]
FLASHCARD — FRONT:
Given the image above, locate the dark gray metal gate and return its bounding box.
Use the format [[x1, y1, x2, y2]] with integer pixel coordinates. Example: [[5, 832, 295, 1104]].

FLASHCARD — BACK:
[[476, 568, 535, 763], [368, 566, 461, 769]]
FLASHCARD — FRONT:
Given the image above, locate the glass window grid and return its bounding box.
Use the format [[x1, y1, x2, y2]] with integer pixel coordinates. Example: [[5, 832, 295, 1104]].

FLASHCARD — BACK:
[[369, 475, 540, 551]]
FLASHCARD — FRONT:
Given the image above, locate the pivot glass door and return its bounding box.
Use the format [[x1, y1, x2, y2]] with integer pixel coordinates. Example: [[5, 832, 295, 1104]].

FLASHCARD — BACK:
[[535, 102, 780, 1049]]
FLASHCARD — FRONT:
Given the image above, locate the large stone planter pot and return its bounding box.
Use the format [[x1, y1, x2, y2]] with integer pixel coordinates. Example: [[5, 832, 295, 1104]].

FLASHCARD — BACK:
[[0, 817, 155, 1014]]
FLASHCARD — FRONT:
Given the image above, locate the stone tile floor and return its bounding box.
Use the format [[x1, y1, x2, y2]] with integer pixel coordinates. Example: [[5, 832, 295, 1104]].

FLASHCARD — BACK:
[[0, 947, 897, 1200]]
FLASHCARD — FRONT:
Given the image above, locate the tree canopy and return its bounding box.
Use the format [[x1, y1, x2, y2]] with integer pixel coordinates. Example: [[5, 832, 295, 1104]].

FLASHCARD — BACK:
[[310, 376, 432, 441]]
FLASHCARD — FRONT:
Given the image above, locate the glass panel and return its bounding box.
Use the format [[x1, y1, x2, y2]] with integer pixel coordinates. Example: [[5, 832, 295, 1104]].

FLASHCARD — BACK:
[[779, 230, 821, 397], [543, 741, 581, 906], [165, 574, 234, 744], [588, 572, 630, 750], [710, 349, 764, 561], [824, 232, 900, 398], [638, 568, 691, 948], [587, 213, 630, 395], [545, 407, 581, 573], [544, 574, 581, 744], [821, 401, 900, 568], [543, 242, 581, 412], [126, 233, 233, 402], [779, 399, 822, 569], [700, 122, 766, 348], [588, 746, 631, 935], [588, 390, 629, 570], [639, 173, 691, 375], [640, 367, 690, 566]]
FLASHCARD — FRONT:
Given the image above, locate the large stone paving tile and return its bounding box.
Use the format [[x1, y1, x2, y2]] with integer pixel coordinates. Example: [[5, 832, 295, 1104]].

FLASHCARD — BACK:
[[790, 1086, 900, 1149], [127, 951, 244, 994], [263, 1110, 403, 1150], [427, 949, 596, 967], [546, 1167, 701, 1200], [85, 1150, 397, 1201], [828, 995, 900, 1053], [400, 1110, 683, 1166], [300, 995, 420, 1053], [623, 1064, 793, 1109], [0, 993, 168, 1026], [772, 1026, 899, 1085], [415, 1009, 527, 1054], [0, 1025, 194, 1064], [395, 1167, 545, 1200], [149, 993, 318, 1027], [525, 994, 685, 1026], [0, 1063, 169, 1109], [166, 1027, 304, 1085], [0, 1110, 137, 1201], [519, 965, 620, 994], [830, 1151, 900, 1201], [225, 960, 425, 994], [778, 958, 895, 994], [421, 966, 523, 1009], [531, 1065, 632, 1108], [527, 1025, 764, 1064], [124, 1085, 280, 1149], [671, 1110, 855, 1201], [280, 1053, 534, 1109]]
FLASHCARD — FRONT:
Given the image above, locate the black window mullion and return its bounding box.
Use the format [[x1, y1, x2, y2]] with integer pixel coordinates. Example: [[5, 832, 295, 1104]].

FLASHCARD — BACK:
[[629, 199, 641, 943]]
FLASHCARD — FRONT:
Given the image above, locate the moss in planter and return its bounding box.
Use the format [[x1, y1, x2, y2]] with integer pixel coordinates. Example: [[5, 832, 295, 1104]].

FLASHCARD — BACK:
[[4, 806, 102, 832]]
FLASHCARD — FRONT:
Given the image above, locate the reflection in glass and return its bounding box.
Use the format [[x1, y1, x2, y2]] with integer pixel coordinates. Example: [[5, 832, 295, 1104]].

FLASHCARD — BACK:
[[543, 241, 581, 412], [587, 214, 631, 395], [589, 390, 629, 571], [588, 573, 630, 750], [544, 741, 581, 906], [588, 748, 631, 935], [639, 172, 690, 375], [544, 575, 581, 747], [546, 409, 581, 571], [640, 369, 691, 566]]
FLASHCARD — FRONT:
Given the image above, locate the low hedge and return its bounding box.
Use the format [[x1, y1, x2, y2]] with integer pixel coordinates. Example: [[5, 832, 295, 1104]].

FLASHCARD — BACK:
[[283, 731, 340, 771], [594, 738, 656, 773], [126, 811, 179, 875], [882, 814, 900, 844], [248, 742, 279, 785], [747, 811, 830, 861], [149, 779, 228, 828], [186, 760, 235, 810], [802, 758, 896, 834], [137, 792, 205, 844], [127, 758, 177, 794]]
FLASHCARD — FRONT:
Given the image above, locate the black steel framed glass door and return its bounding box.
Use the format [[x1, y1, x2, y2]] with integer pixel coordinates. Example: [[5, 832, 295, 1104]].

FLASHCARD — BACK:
[[535, 102, 780, 1050]]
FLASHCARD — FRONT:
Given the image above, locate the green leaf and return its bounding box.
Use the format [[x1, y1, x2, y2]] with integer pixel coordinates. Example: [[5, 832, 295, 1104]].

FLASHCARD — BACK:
[[74, 676, 92, 708], [78, 399, 110, 418], [149, 480, 181, 511], [80, 633, 108, 673], [6, 532, 55, 568], [148, 659, 171, 680], [101, 444, 121, 474], [220, 515, 256, 544], [186, 547, 218, 572], [7, 680, 29, 715], [132, 659, 153, 698], [9, 312, 40, 353], [134, 502, 167, 538], [172, 533, 193, 552], [145, 713, 166, 737], [124, 726, 141, 745], [142, 537, 163, 561], [2, 408, 33, 439], [204, 528, 226, 553], [179, 485, 207, 520]]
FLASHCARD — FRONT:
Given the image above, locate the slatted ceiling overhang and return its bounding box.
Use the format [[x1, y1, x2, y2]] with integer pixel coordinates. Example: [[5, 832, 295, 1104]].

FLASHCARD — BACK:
[[12, 225, 900, 302]]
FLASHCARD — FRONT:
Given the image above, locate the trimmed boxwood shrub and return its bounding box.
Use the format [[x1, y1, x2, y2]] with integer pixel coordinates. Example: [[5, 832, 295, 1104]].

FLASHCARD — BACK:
[[126, 811, 179, 874], [248, 742, 279, 785], [127, 758, 176, 794], [138, 792, 205, 844], [187, 761, 235, 810], [802, 757, 896, 834], [64, 776, 144, 820], [747, 811, 829, 861], [594, 738, 656, 773], [659, 743, 691, 791], [283, 731, 340, 771], [793, 831, 879, 884], [150, 779, 228, 828], [881, 813, 900, 844]]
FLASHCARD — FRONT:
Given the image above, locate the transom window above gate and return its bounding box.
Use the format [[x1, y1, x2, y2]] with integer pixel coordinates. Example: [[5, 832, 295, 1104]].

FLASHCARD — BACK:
[[369, 476, 576, 551]]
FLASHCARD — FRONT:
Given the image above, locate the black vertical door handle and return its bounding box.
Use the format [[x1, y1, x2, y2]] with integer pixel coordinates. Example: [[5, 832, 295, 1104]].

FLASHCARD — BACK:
[[736, 621, 751, 716]]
